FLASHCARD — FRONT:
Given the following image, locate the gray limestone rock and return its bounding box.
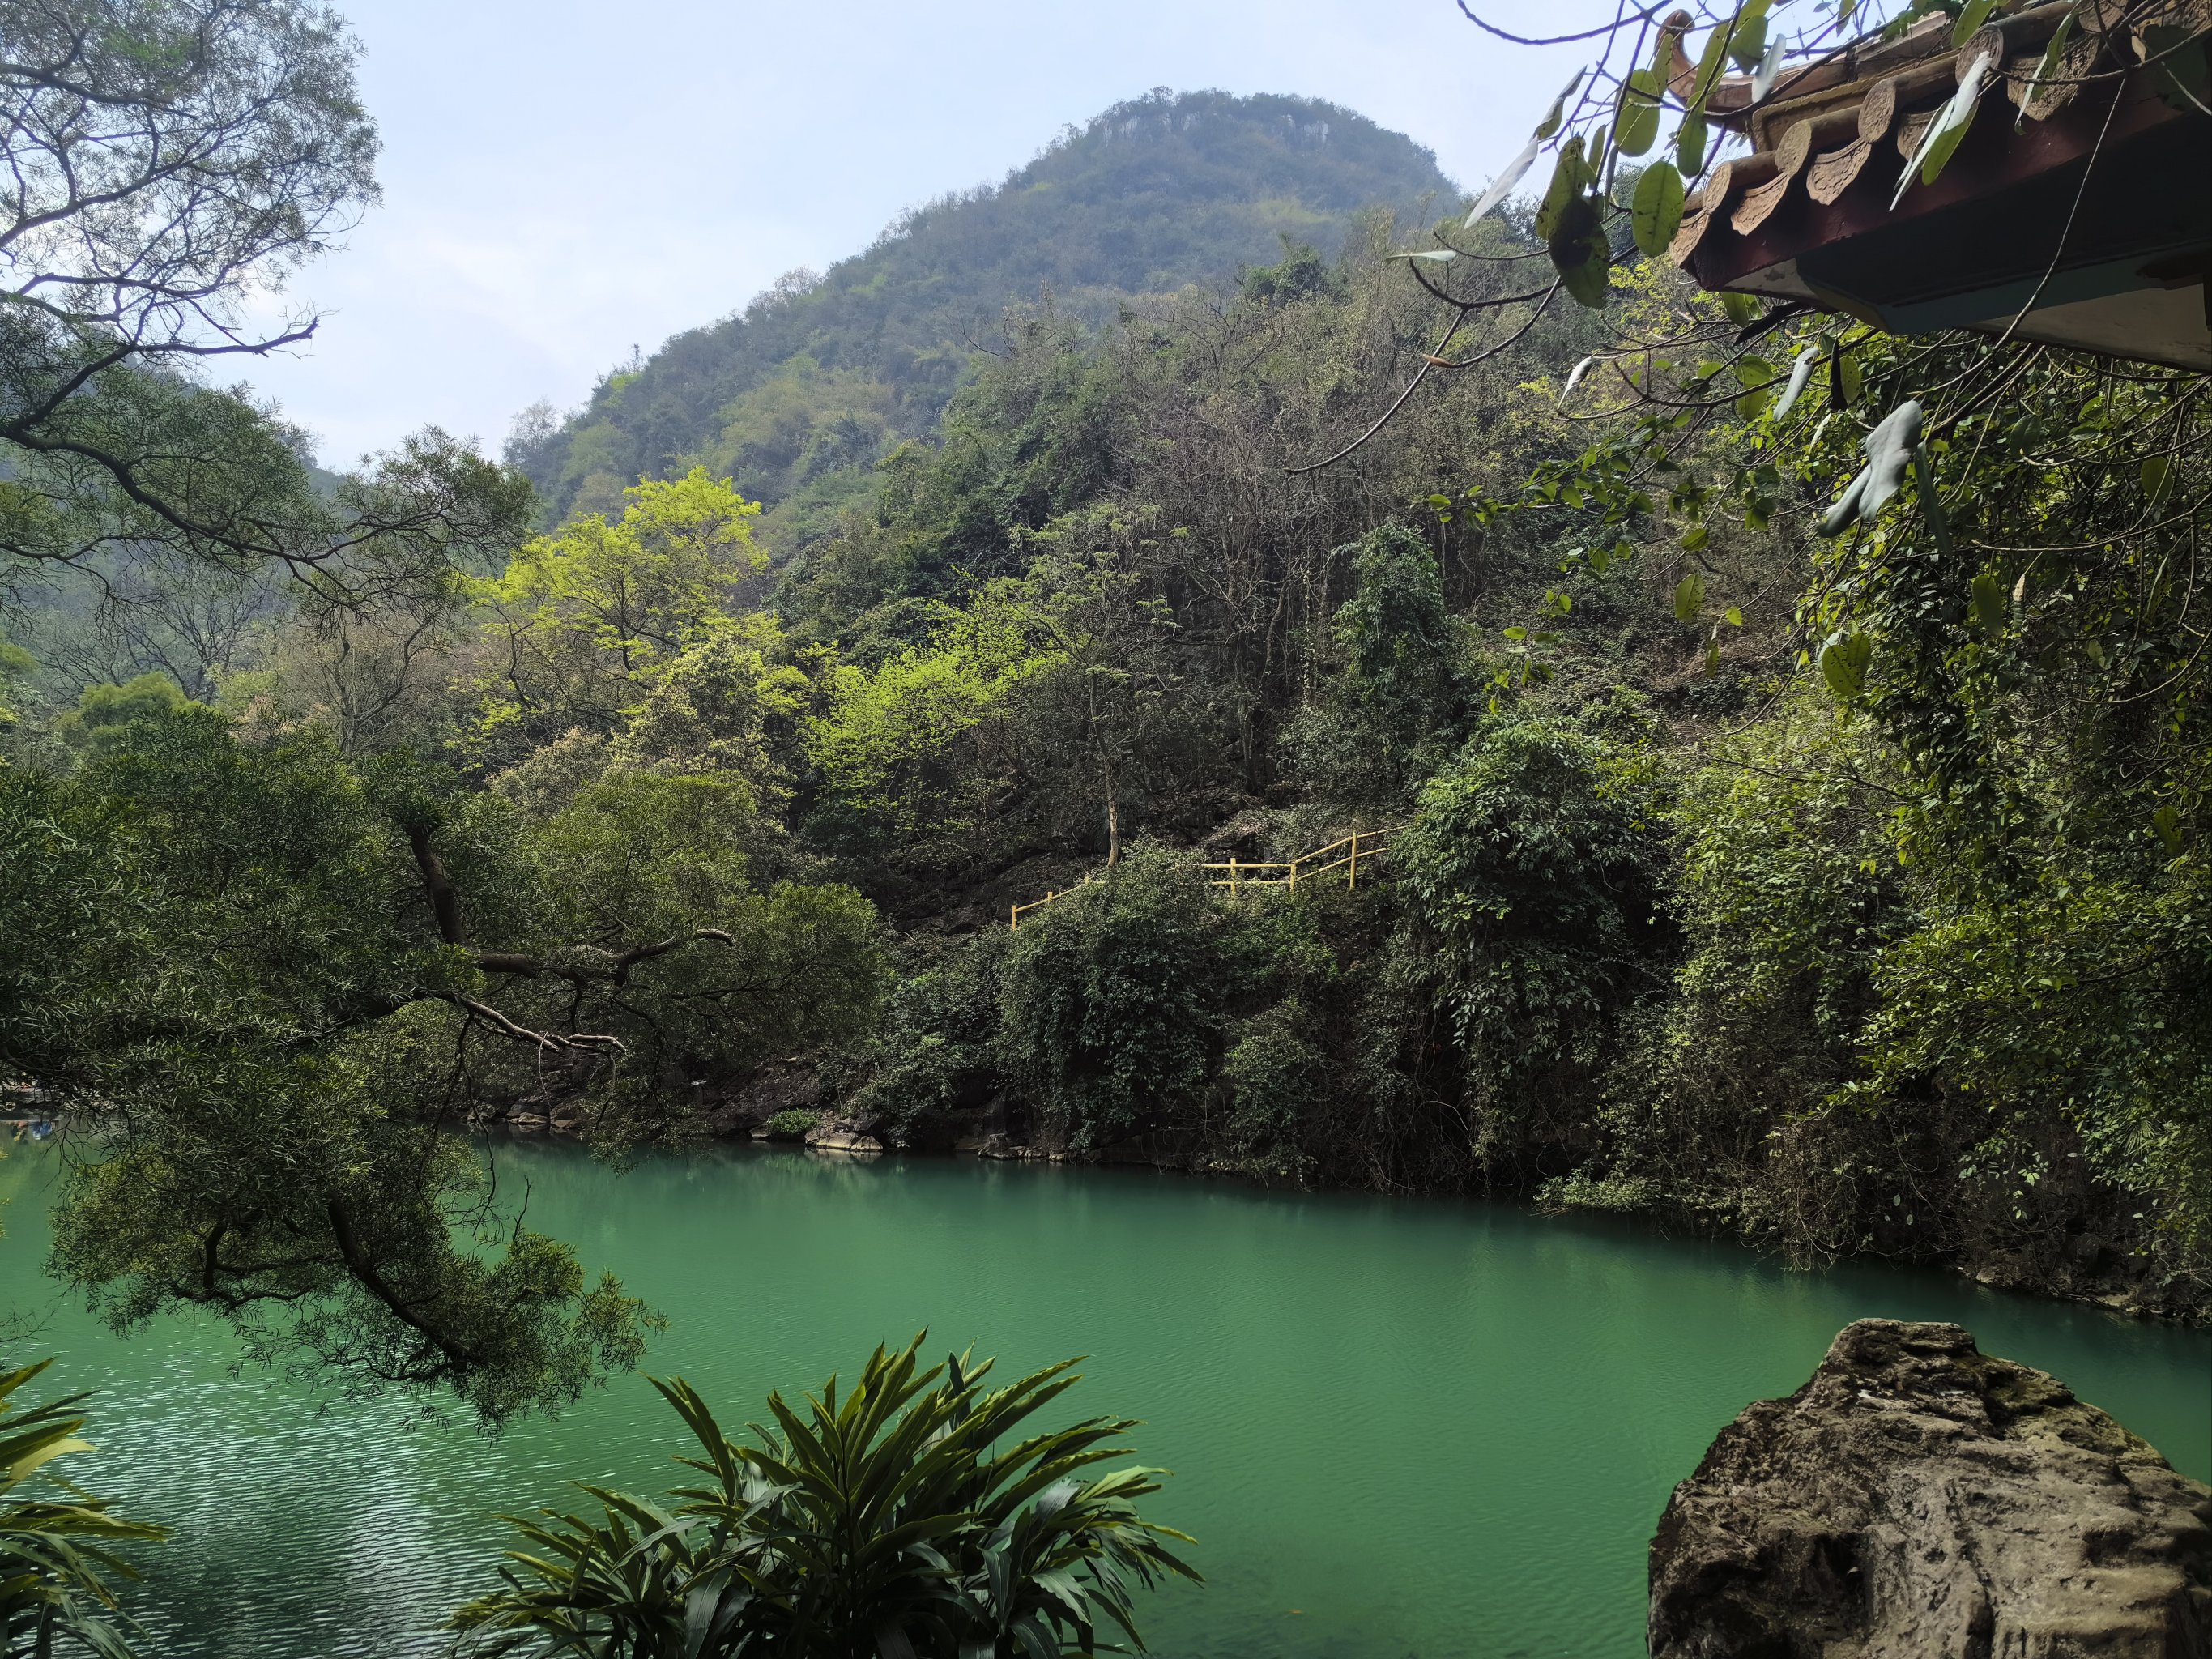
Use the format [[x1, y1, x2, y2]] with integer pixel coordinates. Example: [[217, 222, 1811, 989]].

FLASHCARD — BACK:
[[1649, 1318, 2212, 1658]]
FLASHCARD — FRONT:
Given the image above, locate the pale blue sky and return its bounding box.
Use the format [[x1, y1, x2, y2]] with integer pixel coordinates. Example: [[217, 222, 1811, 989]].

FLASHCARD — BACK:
[[241, 1, 1588, 467]]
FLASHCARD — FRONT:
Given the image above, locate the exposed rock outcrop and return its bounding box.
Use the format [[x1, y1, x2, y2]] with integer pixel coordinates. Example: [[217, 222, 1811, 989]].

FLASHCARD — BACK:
[[1649, 1319, 2212, 1659]]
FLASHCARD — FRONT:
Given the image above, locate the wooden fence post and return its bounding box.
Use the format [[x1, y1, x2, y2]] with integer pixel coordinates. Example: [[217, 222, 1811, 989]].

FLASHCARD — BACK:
[[1348, 830, 1359, 890]]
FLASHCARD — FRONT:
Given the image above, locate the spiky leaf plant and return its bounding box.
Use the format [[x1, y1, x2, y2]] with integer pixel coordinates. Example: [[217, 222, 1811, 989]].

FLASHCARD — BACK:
[[453, 1335, 1198, 1657]]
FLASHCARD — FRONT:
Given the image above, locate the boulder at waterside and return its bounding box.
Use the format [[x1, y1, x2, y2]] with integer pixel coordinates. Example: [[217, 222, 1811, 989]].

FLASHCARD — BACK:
[[1649, 1319, 2211, 1658]]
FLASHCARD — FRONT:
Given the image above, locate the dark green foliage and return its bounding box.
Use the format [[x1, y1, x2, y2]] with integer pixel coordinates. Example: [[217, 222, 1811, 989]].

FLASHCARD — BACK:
[[2, 702, 883, 1421], [1396, 714, 1673, 1180], [451, 1335, 1198, 1658], [514, 91, 1456, 528], [1281, 525, 1474, 810], [1000, 848, 1222, 1151], [850, 930, 1012, 1146]]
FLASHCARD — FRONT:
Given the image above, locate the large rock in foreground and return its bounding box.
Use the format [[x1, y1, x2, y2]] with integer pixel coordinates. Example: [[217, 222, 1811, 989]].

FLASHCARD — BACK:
[[1649, 1319, 2212, 1658]]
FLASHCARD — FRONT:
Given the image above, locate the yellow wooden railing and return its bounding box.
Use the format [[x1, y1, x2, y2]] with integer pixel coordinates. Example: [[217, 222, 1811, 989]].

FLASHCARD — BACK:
[[1009, 827, 1395, 928]]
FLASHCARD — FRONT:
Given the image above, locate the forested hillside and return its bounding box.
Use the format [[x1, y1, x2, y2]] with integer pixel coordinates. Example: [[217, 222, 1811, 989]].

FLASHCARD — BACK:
[[508, 90, 1457, 541], [6, 6, 2210, 1455]]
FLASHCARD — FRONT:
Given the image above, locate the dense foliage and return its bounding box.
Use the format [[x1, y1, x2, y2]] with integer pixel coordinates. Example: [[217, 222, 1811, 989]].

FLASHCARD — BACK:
[[508, 90, 1459, 536], [451, 1337, 1196, 1658]]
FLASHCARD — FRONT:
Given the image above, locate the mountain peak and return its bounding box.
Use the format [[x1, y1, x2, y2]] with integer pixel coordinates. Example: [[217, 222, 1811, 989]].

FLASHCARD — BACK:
[[512, 91, 1458, 530]]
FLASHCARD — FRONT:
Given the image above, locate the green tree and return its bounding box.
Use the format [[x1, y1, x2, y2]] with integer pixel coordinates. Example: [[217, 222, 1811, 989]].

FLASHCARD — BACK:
[[1396, 714, 1672, 1181], [5, 701, 882, 1422], [452, 1336, 1198, 1659], [999, 847, 1221, 1152], [465, 470, 768, 763]]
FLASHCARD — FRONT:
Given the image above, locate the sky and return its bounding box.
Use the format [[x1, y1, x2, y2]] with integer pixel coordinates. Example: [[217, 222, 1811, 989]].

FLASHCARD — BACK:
[[238, 0, 1588, 468]]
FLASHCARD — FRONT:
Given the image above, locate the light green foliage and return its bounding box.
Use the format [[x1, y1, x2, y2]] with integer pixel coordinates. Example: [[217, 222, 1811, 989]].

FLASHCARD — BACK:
[[465, 470, 768, 761], [1, 1361, 164, 1659], [52, 674, 193, 753], [451, 1335, 1197, 1658], [1283, 524, 1473, 811], [806, 582, 1067, 841]]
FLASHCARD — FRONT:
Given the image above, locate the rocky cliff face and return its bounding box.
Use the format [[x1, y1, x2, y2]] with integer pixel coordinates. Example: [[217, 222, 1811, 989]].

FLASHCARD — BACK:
[[1649, 1319, 2212, 1659]]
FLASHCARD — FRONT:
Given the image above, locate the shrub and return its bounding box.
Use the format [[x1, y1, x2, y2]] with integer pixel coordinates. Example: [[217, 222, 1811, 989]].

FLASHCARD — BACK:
[[999, 845, 1222, 1150], [761, 1109, 822, 1140], [452, 1336, 1198, 1658], [1396, 713, 1671, 1182]]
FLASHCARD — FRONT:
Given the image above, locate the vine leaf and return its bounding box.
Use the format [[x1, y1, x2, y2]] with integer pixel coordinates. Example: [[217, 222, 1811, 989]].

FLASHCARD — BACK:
[[1750, 36, 1788, 103], [1771, 343, 1822, 420], [2018, 15, 2073, 126], [1673, 572, 1706, 623], [1548, 193, 1612, 308], [1820, 399, 1924, 535], [2143, 454, 2175, 502], [1631, 162, 1686, 256], [1820, 631, 1873, 700], [1971, 571, 2006, 638], [1534, 135, 1588, 241], [1676, 106, 1709, 174], [1727, 0, 1771, 71], [1894, 50, 1995, 207], [1617, 69, 1664, 156], [2153, 804, 2183, 854], [1466, 70, 1585, 230], [1952, 0, 2001, 45]]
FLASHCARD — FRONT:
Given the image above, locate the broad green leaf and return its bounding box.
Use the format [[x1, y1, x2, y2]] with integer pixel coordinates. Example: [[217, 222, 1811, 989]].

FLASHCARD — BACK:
[[2153, 804, 2183, 853], [1467, 127, 1544, 228], [1547, 193, 1612, 308], [1536, 68, 1586, 140], [1969, 573, 2011, 638], [1676, 107, 1709, 175], [1728, 0, 1771, 70], [1724, 605, 1744, 627], [1690, 15, 1739, 109], [1560, 355, 1596, 405], [1680, 523, 1710, 552], [1721, 291, 1762, 326], [1820, 630, 1873, 699], [1534, 137, 1586, 241], [1631, 162, 1686, 256], [2143, 454, 2175, 502], [1772, 343, 1822, 420], [1833, 345, 1863, 409], [1895, 51, 1995, 207], [1674, 572, 1706, 622], [1616, 70, 1664, 156], [2146, 24, 2211, 112]]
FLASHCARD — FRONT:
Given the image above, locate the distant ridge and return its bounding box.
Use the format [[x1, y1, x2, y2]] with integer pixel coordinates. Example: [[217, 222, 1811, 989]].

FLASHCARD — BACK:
[[509, 89, 1460, 534]]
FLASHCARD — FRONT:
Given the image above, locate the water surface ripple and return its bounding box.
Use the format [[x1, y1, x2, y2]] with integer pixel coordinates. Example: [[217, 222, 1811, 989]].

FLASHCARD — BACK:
[[2, 1141, 2206, 1658]]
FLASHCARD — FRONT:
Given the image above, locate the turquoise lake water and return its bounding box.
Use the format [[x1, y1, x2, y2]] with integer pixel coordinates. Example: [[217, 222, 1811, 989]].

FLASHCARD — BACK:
[[2, 1138, 2206, 1657]]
